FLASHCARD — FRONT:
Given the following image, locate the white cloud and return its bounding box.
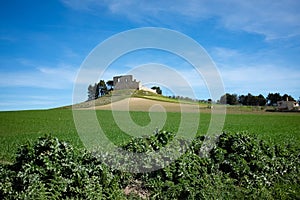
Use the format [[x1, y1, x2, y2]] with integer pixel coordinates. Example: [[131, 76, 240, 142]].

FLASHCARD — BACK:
[[0, 92, 73, 111], [127, 63, 223, 99], [214, 0, 300, 40], [61, 0, 300, 40], [220, 64, 300, 96], [0, 62, 78, 89], [209, 46, 300, 96], [60, 0, 95, 11], [0, 100, 55, 107], [211, 47, 240, 59], [62, 47, 80, 58]]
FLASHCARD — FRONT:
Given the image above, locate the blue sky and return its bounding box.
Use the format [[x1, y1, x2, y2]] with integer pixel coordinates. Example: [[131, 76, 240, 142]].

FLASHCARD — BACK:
[[1, 0, 300, 110]]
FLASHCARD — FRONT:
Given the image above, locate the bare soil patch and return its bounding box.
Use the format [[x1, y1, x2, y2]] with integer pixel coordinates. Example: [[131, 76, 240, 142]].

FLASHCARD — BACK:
[[83, 97, 202, 113]]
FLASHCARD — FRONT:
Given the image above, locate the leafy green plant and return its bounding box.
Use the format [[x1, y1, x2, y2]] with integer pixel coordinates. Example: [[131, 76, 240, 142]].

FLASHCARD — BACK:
[[1, 131, 299, 199], [0, 135, 126, 199], [125, 131, 300, 199], [122, 129, 176, 153]]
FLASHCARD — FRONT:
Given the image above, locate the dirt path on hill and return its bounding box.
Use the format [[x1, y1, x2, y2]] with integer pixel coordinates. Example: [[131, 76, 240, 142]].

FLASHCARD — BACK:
[[85, 97, 202, 112]]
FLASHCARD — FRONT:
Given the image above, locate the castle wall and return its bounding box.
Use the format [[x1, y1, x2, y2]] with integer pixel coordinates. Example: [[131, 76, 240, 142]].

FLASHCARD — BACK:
[[113, 75, 140, 90]]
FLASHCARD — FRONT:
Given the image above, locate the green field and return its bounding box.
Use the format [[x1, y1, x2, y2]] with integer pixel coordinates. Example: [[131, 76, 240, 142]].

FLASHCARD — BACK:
[[1, 109, 299, 163]]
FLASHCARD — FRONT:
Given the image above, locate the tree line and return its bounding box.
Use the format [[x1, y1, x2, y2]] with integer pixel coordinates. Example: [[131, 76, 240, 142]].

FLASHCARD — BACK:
[[87, 80, 113, 101], [219, 93, 296, 106]]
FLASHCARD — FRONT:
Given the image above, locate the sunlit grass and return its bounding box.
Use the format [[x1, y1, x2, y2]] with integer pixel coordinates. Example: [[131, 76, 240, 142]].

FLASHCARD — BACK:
[[0, 109, 299, 162]]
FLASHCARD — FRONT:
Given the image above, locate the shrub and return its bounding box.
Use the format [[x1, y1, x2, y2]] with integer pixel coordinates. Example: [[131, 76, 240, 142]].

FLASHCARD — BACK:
[[1, 131, 299, 199], [0, 135, 125, 199], [124, 131, 300, 199]]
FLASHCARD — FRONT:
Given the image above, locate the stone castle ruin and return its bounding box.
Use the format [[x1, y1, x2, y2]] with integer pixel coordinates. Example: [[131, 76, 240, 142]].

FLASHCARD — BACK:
[[113, 75, 157, 93], [113, 75, 140, 90]]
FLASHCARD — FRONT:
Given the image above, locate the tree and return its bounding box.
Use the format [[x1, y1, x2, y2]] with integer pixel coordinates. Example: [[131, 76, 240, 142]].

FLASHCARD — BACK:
[[87, 84, 97, 101], [98, 80, 107, 96], [257, 94, 267, 106], [151, 86, 162, 95], [238, 95, 246, 105], [94, 83, 100, 99], [229, 94, 238, 105], [266, 93, 282, 106], [238, 93, 266, 106], [282, 94, 295, 102], [247, 93, 260, 106], [220, 93, 238, 105], [106, 80, 114, 91], [87, 84, 94, 101], [220, 94, 227, 104]]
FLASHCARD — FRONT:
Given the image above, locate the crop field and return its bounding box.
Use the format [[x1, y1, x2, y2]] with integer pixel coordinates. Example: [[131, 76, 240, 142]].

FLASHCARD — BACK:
[[1, 107, 299, 199], [1, 109, 299, 162]]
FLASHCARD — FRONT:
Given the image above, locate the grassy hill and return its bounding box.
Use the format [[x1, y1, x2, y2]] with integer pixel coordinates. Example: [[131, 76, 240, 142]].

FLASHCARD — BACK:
[[63, 89, 208, 109], [1, 90, 299, 198]]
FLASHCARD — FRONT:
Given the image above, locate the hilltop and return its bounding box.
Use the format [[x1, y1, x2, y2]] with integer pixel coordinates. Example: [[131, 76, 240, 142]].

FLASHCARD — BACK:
[[66, 89, 209, 112], [61, 89, 278, 114]]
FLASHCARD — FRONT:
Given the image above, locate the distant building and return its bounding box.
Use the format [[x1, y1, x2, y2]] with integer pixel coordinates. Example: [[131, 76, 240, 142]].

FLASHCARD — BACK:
[[277, 97, 299, 111], [113, 75, 157, 94], [139, 85, 157, 94], [113, 75, 140, 90]]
